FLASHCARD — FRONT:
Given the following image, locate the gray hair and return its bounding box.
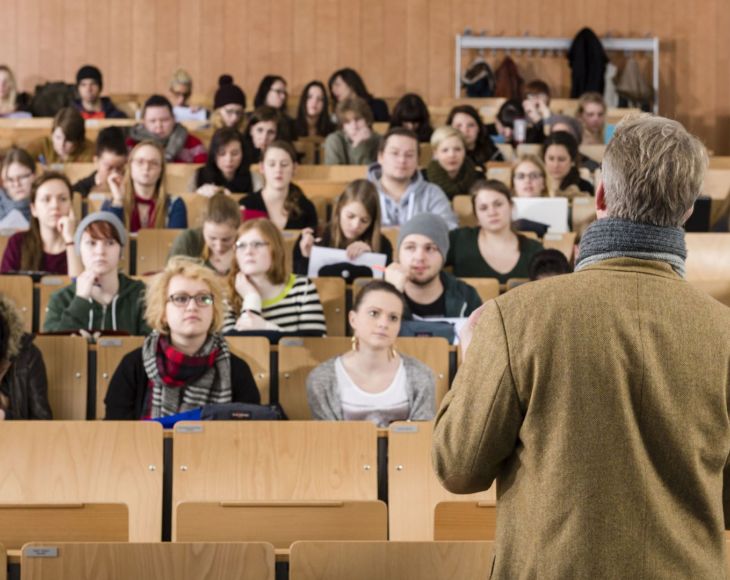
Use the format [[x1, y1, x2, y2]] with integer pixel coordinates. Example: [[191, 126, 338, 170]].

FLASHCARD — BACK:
[[601, 114, 708, 228]]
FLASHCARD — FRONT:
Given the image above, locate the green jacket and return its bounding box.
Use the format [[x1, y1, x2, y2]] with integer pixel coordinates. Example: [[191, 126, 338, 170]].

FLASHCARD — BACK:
[[43, 273, 150, 335]]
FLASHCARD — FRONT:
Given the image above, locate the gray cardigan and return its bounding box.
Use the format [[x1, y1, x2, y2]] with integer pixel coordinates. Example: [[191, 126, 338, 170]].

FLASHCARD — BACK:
[[306, 354, 436, 422]]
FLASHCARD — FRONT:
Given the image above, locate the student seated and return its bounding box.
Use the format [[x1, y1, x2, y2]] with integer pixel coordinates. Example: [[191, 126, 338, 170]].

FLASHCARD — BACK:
[[126, 95, 207, 163], [169, 193, 241, 276], [447, 104, 503, 168], [576, 92, 608, 145], [71, 127, 128, 198], [104, 257, 261, 420], [242, 106, 280, 166], [324, 96, 381, 165], [195, 127, 252, 196], [254, 75, 296, 142], [447, 180, 544, 283], [389, 93, 433, 143], [384, 213, 481, 318], [222, 219, 327, 335], [0, 147, 35, 228], [367, 128, 457, 229], [210, 75, 246, 132], [424, 126, 482, 200], [522, 79, 553, 136], [28, 107, 94, 165], [306, 280, 435, 426], [103, 140, 187, 232], [43, 212, 149, 335], [295, 81, 336, 139], [328, 68, 390, 122], [529, 248, 573, 281], [0, 294, 52, 420], [0, 172, 81, 276], [544, 115, 600, 172], [239, 140, 317, 230], [511, 154, 548, 198], [294, 179, 393, 276], [72, 65, 127, 119], [543, 132, 594, 196], [487, 99, 543, 146], [0, 65, 31, 118]]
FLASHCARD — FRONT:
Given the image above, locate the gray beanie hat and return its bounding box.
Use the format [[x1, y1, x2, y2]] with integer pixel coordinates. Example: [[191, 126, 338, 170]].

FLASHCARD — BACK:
[[397, 213, 450, 258], [73, 211, 127, 255], [546, 114, 583, 144]]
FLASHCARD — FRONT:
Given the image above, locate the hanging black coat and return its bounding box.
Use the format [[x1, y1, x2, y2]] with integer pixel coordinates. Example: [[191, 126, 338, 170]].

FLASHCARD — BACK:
[[568, 28, 608, 97]]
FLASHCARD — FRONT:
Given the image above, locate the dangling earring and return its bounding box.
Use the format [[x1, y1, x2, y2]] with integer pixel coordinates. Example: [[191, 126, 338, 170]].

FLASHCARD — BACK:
[[351, 336, 359, 352]]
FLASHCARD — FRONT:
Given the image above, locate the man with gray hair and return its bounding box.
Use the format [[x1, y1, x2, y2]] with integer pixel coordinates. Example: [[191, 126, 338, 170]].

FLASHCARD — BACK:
[[433, 115, 730, 579]]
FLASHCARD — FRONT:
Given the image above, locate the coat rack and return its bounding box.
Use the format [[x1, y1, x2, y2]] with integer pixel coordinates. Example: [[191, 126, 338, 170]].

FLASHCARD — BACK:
[[455, 35, 660, 114]]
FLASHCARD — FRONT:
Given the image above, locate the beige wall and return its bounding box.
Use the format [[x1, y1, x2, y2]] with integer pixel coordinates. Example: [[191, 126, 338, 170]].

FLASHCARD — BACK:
[[1, 0, 728, 152]]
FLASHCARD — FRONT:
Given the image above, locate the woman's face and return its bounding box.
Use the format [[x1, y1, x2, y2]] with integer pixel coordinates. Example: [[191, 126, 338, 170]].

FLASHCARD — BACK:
[[261, 147, 295, 190], [434, 136, 466, 176], [143, 105, 175, 140], [331, 76, 353, 101], [30, 179, 72, 229], [474, 188, 512, 233], [169, 82, 191, 107], [52, 127, 75, 159], [305, 85, 325, 117], [235, 228, 272, 277], [219, 104, 245, 128], [450, 113, 479, 149], [512, 161, 545, 198], [349, 290, 403, 351], [265, 80, 287, 110], [165, 274, 215, 340], [79, 231, 120, 276], [130, 145, 163, 189], [202, 220, 237, 258], [339, 201, 371, 242], [250, 120, 278, 150], [215, 140, 243, 178], [580, 103, 606, 133], [544, 144, 573, 181], [3, 162, 34, 202]]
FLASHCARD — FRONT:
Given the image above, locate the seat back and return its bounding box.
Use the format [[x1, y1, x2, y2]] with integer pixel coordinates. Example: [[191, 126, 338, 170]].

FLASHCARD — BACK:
[[136, 229, 184, 275], [34, 335, 88, 420], [278, 337, 449, 420], [459, 278, 500, 302], [176, 500, 387, 548], [289, 540, 494, 580], [685, 233, 730, 306], [312, 277, 346, 336], [164, 164, 203, 194], [0, 503, 128, 549], [225, 336, 271, 404], [0, 275, 33, 332], [171, 421, 378, 538], [0, 422, 163, 541], [21, 541, 275, 580], [452, 195, 476, 228], [38, 275, 72, 331], [542, 232, 577, 262], [433, 501, 497, 540], [388, 421, 495, 541], [95, 336, 146, 419]]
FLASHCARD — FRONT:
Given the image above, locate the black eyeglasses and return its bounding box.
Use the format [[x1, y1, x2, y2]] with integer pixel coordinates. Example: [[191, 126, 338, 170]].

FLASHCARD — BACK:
[[168, 293, 214, 308]]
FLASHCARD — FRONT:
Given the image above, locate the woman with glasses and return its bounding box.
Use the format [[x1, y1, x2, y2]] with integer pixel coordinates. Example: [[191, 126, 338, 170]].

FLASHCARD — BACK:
[[210, 75, 247, 132], [223, 218, 327, 335], [511, 154, 548, 198], [103, 140, 187, 232], [253, 75, 296, 142], [0, 147, 35, 227], [44, 212, 149, 335], [105, 256, 260, 420], [447, 179, 543, 283]]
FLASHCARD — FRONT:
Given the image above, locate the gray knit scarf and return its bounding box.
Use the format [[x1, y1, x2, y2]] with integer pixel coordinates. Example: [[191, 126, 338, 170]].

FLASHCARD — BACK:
[[129, 123, 189, 162], [575, 218, 687, 278], [142, 330, 232, 418]]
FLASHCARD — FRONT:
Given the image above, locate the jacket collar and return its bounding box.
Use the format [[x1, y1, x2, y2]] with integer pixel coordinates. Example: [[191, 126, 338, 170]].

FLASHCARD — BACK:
[[578, 257, 681, 280]]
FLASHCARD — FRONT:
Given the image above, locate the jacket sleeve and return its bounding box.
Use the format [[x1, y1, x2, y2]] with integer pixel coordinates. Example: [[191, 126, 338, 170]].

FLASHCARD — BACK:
[[432, 299, 524, 494], [427, 187, 459, 230], [0, 234, 21, 273], [230, 355, 261, 405], [324, 132, 347, 165], [101, 200, 124, 222], [405, 358, 436, 421], [306, 360, 341, 420], [464, 284, 483, 317], [24, 343, 53, 420], [292, 233, 309, 275], [167, 197, 188, 229], [105, 350, 146, 420], [43, 292, 93, 332]]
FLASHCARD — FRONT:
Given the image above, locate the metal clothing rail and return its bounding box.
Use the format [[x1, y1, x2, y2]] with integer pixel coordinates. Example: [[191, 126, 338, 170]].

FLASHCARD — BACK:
[[455, 35, 660, 113]]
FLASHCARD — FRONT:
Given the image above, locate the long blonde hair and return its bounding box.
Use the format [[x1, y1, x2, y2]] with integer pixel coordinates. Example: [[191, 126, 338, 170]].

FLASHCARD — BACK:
[[123, 140, 169, 229], [0, 65, 18, 114]]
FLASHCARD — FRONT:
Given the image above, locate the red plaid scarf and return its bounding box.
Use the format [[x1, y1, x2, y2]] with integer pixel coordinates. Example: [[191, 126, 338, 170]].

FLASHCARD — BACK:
[[155, 334, 219, 387]]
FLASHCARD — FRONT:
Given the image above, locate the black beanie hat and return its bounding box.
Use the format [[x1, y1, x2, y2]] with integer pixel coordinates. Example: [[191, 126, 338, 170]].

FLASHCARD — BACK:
[[214, 75, 246, 109], [76, 65, 103, 89]]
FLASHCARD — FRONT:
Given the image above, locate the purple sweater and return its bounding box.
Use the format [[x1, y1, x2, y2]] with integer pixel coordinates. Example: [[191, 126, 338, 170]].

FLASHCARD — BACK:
[[0, 232, 68, 274]]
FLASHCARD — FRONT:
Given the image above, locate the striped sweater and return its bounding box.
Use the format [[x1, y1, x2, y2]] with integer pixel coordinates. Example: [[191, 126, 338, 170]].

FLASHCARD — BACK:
[[223, 274, 327, 335]]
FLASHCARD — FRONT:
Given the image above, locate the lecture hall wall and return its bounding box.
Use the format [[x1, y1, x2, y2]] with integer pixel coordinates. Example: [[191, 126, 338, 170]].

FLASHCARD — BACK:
[[1, 0, 729, 152]]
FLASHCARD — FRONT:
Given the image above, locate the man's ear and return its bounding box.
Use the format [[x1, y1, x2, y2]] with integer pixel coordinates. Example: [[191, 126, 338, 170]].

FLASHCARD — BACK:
[[595, 181, 608, 219], [680, 204, 694, 225]]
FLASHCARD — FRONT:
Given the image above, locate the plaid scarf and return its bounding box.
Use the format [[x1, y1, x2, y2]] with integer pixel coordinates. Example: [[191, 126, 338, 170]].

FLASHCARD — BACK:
[[142, 331, 232, 418]]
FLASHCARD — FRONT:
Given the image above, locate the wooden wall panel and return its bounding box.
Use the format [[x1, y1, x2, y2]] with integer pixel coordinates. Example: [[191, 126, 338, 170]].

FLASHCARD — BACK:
[[1, 0, 730, 152]]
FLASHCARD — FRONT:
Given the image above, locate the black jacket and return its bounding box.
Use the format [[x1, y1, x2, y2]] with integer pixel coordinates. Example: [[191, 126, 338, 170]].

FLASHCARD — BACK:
[[104, 347, 260, 420], [73, 97, 128, 119], [568, 28, 608, 97], [1, 334, 52, 420]]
